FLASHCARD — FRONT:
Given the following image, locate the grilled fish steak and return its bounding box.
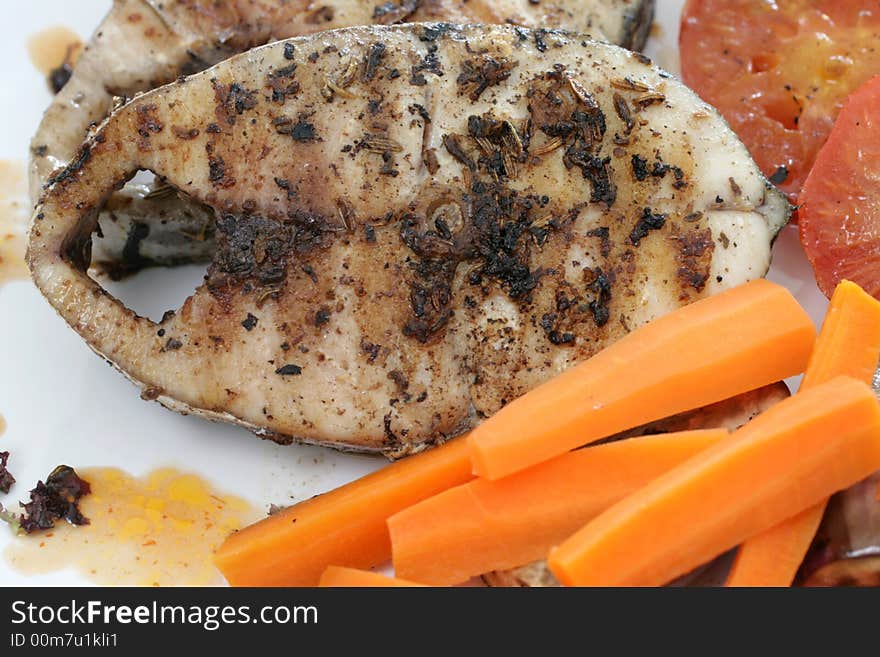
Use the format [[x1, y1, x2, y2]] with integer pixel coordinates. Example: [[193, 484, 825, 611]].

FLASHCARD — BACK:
[[28, 24, 789, 454], [30, 0, 654, 274]]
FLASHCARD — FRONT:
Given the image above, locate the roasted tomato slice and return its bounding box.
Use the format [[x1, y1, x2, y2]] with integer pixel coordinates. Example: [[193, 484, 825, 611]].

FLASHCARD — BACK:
[[799, 75, 880, 297], [680, 0, 880, 204]]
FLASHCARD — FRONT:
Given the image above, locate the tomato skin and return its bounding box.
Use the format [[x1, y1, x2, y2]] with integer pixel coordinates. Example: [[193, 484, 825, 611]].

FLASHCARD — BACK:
[[799, 75, 880, 298], [680, 0, 880, 204]]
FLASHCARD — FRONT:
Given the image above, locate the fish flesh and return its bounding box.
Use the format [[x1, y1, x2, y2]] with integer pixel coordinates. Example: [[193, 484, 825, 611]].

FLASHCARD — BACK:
[[28, 24, 790, 453], [30, 0, 654, 274], [28, 24, 790, 454]]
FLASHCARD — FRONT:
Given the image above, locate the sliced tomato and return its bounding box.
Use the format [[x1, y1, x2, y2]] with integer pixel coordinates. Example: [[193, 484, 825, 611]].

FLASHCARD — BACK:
[[799, 75, 880, 298], [680, 0, 880, 204]]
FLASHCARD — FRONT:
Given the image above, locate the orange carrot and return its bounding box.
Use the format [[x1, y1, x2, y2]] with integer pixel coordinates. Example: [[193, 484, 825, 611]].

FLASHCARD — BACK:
[[389, 430, 727, 585], [319, 566, 426, 587], [547, 376, 880, 586], [727, 280, 880, 586], [468, 279, 816, 481], [800, 282, 880, 390], [214, 437, 472, 586]]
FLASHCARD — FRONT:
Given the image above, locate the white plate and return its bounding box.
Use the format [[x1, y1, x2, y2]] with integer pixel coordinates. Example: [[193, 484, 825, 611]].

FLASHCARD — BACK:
[[0, 0, 828, 586]]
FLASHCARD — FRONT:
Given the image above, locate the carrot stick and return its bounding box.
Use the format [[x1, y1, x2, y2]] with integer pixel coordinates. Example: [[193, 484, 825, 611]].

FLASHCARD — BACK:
[[547, 376, 880, 586], [319, 566, 426, 587], [727, 280, 880, 586], [468, 279, 816, 480], [389, 430, 727, 585], [799, 281, 880, 390], [214, 437, 472, 586], [726, 505, 826, 586]]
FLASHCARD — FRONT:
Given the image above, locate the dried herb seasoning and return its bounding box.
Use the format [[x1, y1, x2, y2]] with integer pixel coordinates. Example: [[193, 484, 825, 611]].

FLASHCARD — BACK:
[[0, 451, 14, 494]]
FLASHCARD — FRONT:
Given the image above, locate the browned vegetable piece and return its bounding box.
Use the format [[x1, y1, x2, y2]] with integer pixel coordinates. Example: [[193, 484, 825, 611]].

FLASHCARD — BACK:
[[0, 451, 14, 494], [12, 466, 91, 534], [799, 472, 880, 586]]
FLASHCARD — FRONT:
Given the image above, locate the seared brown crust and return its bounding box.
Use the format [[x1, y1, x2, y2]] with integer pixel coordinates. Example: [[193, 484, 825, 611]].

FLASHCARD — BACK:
[[28, 25, 788, 454]]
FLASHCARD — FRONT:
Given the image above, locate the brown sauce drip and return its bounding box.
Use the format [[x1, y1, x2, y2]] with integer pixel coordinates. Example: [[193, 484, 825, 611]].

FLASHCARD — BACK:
[[0, 161, 30, 287], [4, 467, 260, 586], [26, 26, 82, 76]]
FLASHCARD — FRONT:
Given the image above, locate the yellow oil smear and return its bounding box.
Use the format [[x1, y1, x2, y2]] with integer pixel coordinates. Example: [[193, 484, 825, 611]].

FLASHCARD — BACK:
[[4, 467, 260, 586], [26, 26, 83, 76], [0, 161, 29, 287]]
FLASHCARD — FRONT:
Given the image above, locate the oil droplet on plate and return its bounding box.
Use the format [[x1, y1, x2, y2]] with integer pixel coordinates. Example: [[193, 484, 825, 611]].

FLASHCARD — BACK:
[[4, 467, 260, 586], [26, 26, 82, 76], [0, 161, 30, 288]]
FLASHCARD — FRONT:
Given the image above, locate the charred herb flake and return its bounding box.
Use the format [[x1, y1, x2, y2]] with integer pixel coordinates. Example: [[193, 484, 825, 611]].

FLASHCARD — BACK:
[[630, 208, 667, 246], [49, 62, 74, 94], [529, 69, 614, 205], [274, 116, 318, 142], [613, 93, 635, 133], [164, 337, 183, 351], [275, 364, 303, 376], [410, 44, 443, 86], [534, 29, 549, 52], [13, 466, 92, 534], [632, 154, 649, 181], [587, 226, 611, 258], [540, 312, 575, 345], [568, 153, 615, 206], [274, 177, 295, 198], [0, 451, 14, 494], [290, 120, 317, 142], [46, 144, 90, 186], [467, 114, 525, 180], [242, 313, 258, 331], [443, 134, 475, 170], [225, 82, 258, 117], [314, 307, 331, 326], [673, 226, 715, 292], [769, 165, 789, 185], [208, 156, 227, 183], [363, 42, 387, 82], [457, 56, 516, 101], [267, 62, 300, 103], [587, 267, 612, 326], [361, 339, 381, 362], [419, 23, 455, 42], [409, 103, 431, 122]]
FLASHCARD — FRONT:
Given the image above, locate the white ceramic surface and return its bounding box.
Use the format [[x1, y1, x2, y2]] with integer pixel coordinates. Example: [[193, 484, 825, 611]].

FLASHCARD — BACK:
[[0, 0, 828, 586]]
